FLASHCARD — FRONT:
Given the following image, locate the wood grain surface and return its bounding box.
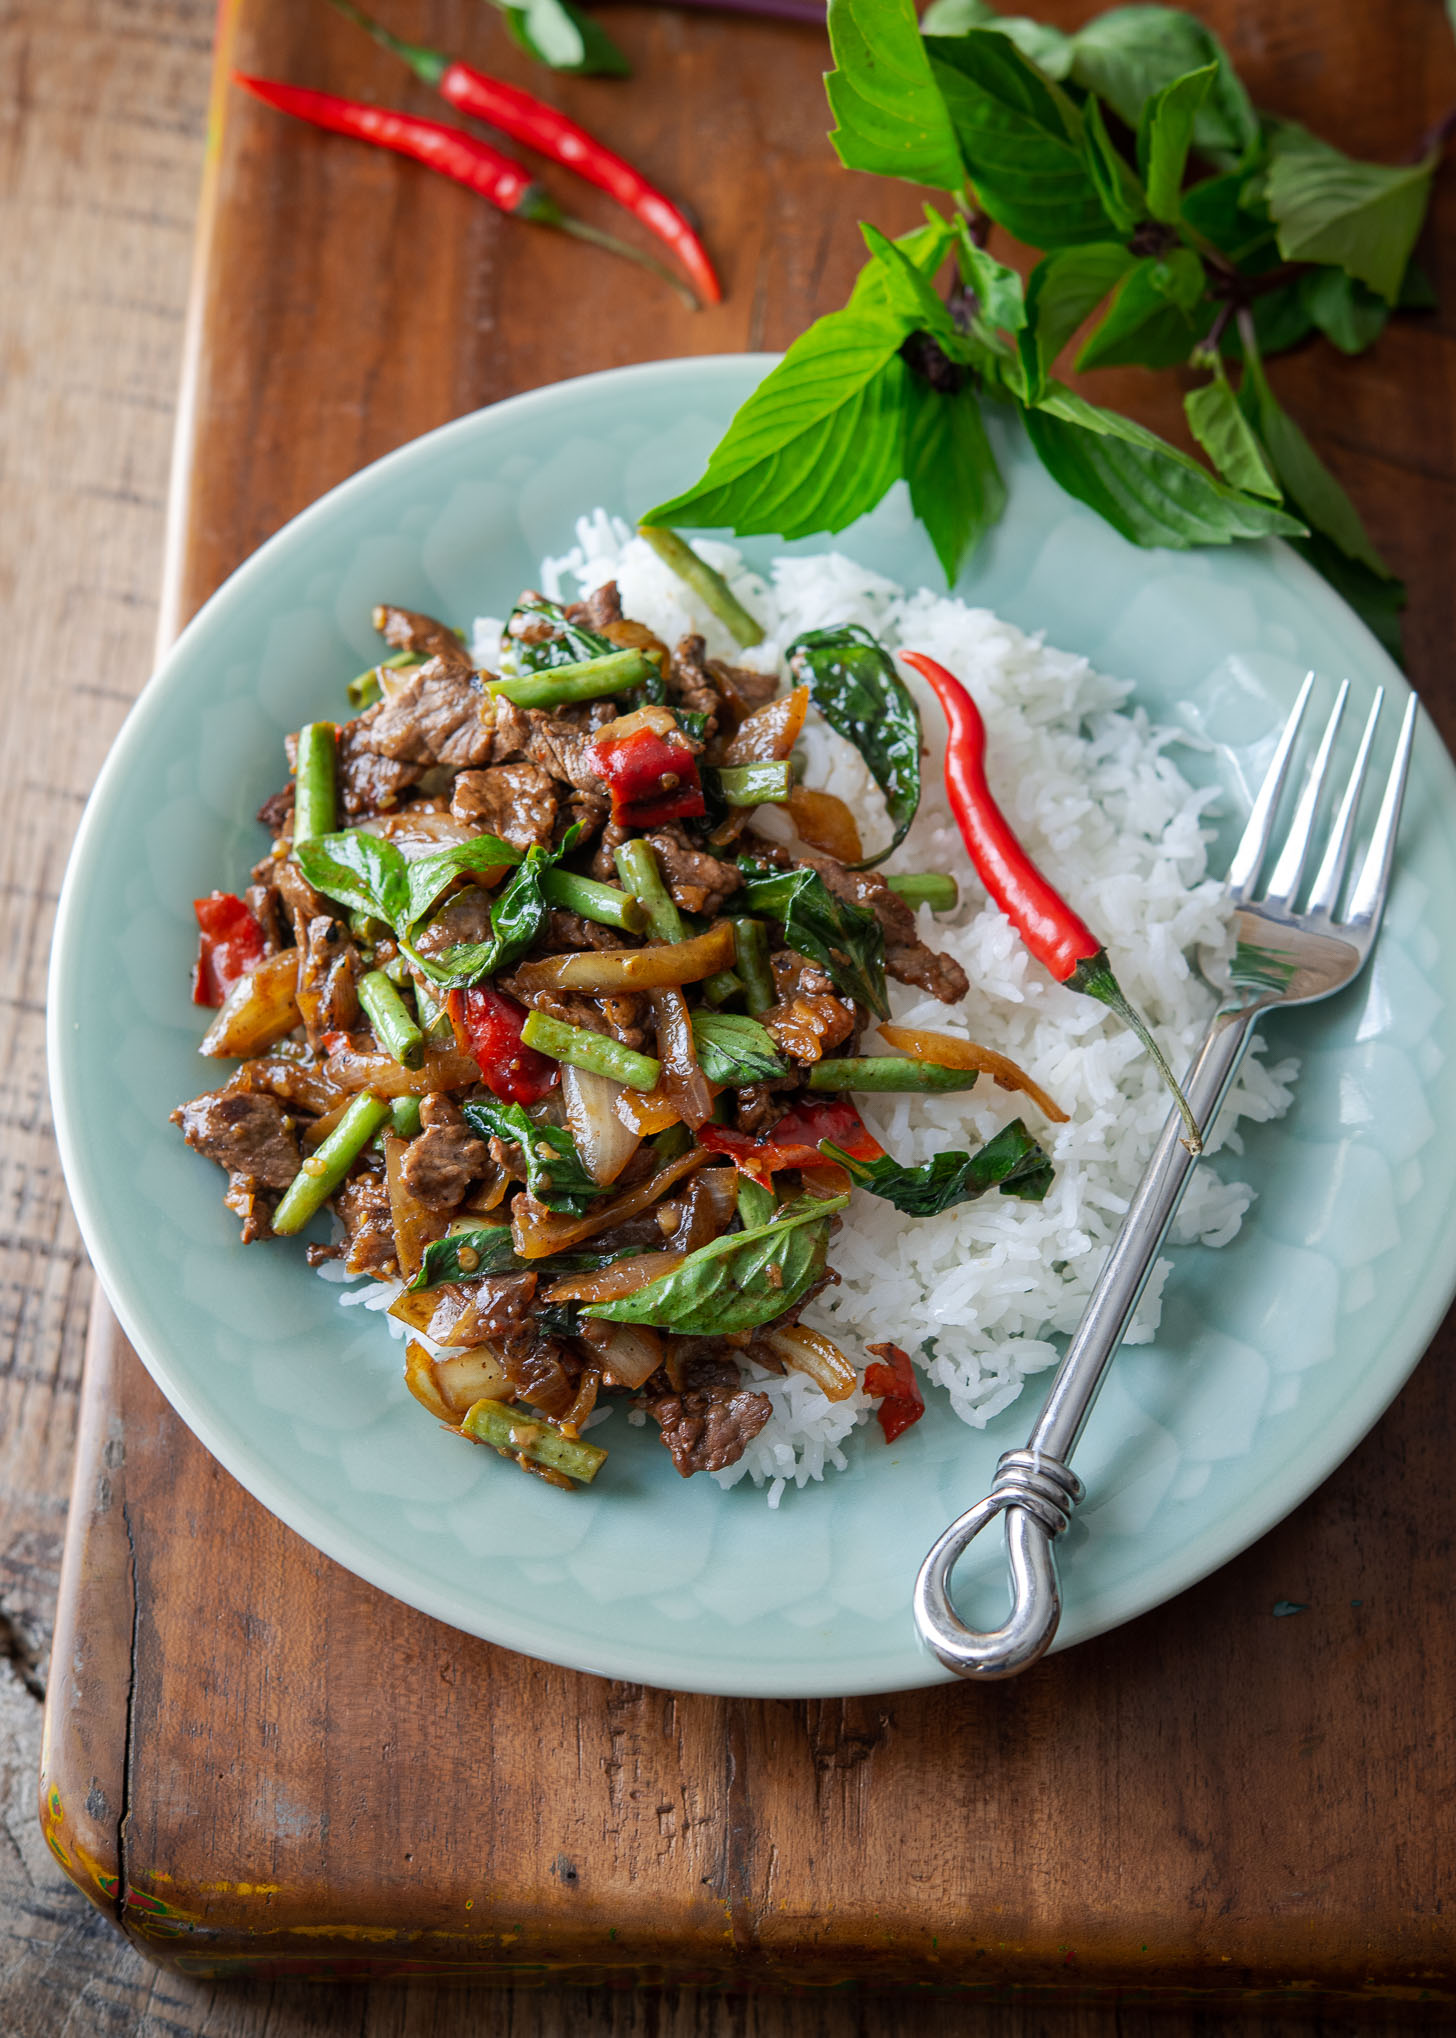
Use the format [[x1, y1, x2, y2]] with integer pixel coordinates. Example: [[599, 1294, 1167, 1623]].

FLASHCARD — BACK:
[[7, 0, 1456, 2029]]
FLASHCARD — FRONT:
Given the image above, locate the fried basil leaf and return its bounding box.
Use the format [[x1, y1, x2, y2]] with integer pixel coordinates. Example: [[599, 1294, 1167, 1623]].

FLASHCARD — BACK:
[[497, 595, 613, 678], [402, 835, 523, 928], [462, 1096, 602, 1214], [583, 1194, 848, 1334], [737, 861, 890, 1018], [409, 1226, 521, 1292], [787, 625, 922, 868], [406, 828, 582, 989], [295, 830, 412, 928], [823, 1118, 1053, 1214], [690, 1011, 788, 1086]]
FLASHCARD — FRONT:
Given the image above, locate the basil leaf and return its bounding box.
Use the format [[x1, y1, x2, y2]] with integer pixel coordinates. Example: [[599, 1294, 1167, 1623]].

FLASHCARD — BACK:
[[1240, 367, 1391, 579], [738, 861, 889, 1017], [860, 225, 967, 353], [1068, 8, 1259, 168], [403, 835, 523, 931], [954, 223, 1027, 336], [690, 1011, 787, 1086], [407, 839, 562, 990], [498, 595, 613, 678], [1136, 62, 1215, 223], [848, 213, 960, 315], [410, 1226, 521, 1292], [502, 0, 630, 77], [787, 624, 923, 863], [736, 1175, 777, 1228], [643, 314, 912, 540], [925, 30, 1113, 248], [1183, 360, 1280, 501], [1265, 125, 1436, 305], [1075, 248, 1206, 372], [1018, 243, 1136, 402], [823, 1118, 1053, 1214], [1297, 266, 1390, 357], [826, 0, 966, 192], [1080, 95, 1144, 238], [1023, 382, 1306, 549], [919, 0, 1073, 77], [462, 1097, 601, 1214], [296, 830, 412, 928], [1179, 172, 1278, 267], [584, 1194, 849, 1334], [904, 376, 1007, 584]]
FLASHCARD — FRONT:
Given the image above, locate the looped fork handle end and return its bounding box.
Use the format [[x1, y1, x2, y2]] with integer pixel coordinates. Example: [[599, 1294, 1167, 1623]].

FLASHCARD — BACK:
[[912, 1451, 1084, 1681]]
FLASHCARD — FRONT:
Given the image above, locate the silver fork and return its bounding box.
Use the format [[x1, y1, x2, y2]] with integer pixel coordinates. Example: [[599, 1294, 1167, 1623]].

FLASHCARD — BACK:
[[913, 675, 1420, 1681]]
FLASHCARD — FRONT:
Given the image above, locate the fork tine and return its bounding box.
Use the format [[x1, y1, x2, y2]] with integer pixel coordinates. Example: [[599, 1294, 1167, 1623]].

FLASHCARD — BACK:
[[1263, 680, 1350, 906], [1227, 672, 1316, 899], [1344, 693, 1418, 928], [1306, 688, 1383, 917]]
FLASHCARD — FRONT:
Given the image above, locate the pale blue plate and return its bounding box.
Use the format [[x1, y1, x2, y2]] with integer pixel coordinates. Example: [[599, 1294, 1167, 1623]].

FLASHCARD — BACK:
[[49, 356, 1456, 1697]]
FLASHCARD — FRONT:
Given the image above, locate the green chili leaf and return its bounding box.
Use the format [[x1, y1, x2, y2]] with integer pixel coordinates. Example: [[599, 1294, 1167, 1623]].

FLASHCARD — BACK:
[[1136, 62, 1215, 222], [904, 376, 1007, 583], [1183, 360, 1280, 500], [826, 0, 966, 191], [1075, 248, 1206, 372], [924, 30, 1113, 247], [409, 1226, 521, 1292], [1023, 382, 1306, 548], [500, 0, 630, 76], [1265, 124, 1436, 304], [690, 1011, 788, 1086], [296, 831, 412, 928], [787, 624, 923, 863], [1019, 243, 1136, 401], [461, 1097, 602, 1214], [497, 595, 613, 678], [1067, 7, 1259, 168], [737, 861, 889, 1016], [584, 1194, 848, 1334], [918, 0, 1073, 77], [823, 1118, 1053, 1214]]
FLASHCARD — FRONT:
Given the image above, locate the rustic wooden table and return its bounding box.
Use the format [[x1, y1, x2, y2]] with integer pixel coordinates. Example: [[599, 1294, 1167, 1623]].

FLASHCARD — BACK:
[[5, 0, 1456, 2031]]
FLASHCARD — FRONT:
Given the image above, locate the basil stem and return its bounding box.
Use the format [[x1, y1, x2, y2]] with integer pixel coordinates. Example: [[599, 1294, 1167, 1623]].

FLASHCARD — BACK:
[[487, 648, 657, 710], [358, 969, 425, 1070], [615, 838, 686, 943], [636, 525, 764, 647], [540, 867, 648, 933], [885, 873, 959, 913], [460, 1399, 607, 1484], [711, 762, 792, 807], [807, 1057, 982, 1094], [348, 648, 420, 710], [519, 1009, 661, 1090], [273, 1092, 391, 1236], [731, 917, 775, 1015], [293, 723, 338, 850]]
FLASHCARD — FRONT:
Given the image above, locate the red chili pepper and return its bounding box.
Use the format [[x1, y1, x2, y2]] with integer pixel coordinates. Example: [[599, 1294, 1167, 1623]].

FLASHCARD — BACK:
[[328, 0, 723, 306], [862, 1342, 924, 1445], [447, 986, 558, 1104], [191, 893, 265, 1007], [699, 1099, 880, 1180], [233, 74, 696, 306], [901, 650, 1202, 1153], [586, 724, 706, 829]]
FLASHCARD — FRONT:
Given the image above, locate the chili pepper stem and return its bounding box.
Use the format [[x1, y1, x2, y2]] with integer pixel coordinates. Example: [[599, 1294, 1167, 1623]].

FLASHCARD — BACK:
[[545, 210, 699, 309], [325, 0, 449, 84], [1070, 950, 1203, 1155]]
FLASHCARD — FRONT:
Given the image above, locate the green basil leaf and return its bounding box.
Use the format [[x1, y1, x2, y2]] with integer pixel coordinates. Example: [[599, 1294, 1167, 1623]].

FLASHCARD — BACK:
[[954, 223, 1027, 336], [737, 862, 889, 1015], [407, 838, 562, 989], [1297, 266, 1390, 356], [824, 1118, 1053, 1214], [1068, 7, 1259, 168], [1019, 243, 1136, 402], [497, 595, 613, 678], [690, 1011, 788, 1086], [1220, 279, 1318, 362], [1183, 361, 1280, 500], [788, 624, 924, 861], [1075, 248, 1206, 371], [826, 0, 966, 191], [919, 0, 1073, 77], [860, 224, 966, 352], [904, 376, 1008, 584], [502, 0, 630, 77], [1241, 368, 1391, 578], [296, 830, 412, 928], [1265, 124, 1436, 305], [848, 212, 959, 315], [403, 835, 523, 931], [409, 1226, 521, 1292], [643, 316, 912, 540], [1080, 95, 1145, 237], [1024, 381, 1306, 548], [462, 1097, 602, 1214], [736, 1175, 777, 1229], [1288, 528, 1406, 666], [584, 1194, 848, 1334], [924, 30, 1113, 247], [1179, 171, 1277, 266], [1136, 61, 1215, 222]]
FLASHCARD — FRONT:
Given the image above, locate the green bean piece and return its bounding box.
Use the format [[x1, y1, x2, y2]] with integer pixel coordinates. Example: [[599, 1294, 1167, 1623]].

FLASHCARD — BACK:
[[358, 969, 425, 1070], [348, 648, 420, 710], [293, 723, 338, 850], [615, 838, 686, 944], [711, 762, 792, 807], [540, 867, 648, 933], [273, 1092, 391, 1236], [885, 873, 959, 913], [460, 1399, 607, 1484], [731, 917, 775, 1016], [636, 525, 765, 648], [520, 1009, 661, 1091], [413, 977, 456, 1048], [389, 1093, 423, 1139], [701, 967, 745, 1008], [487, 648, 657, 711], [806, 1058, 982, 1094]]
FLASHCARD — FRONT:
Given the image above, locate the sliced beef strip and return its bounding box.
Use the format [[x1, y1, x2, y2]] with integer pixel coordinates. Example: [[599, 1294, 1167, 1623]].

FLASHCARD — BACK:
[[450, 762, 559, 850], [762, 947, 855, 1064], [244, 881, 287, 955], [501, 1337, 577, 1421], [563, 581, 622, 631], [599, 992, 648, 1051], [709, 657, 779, 716], [590, 819, 632, 882], [749, 837, 970, 1005], [488, 695, 533, 761], [373, 603, 471, 670], [667, 635, 725, 734], [172, 1087, 300, 1190], [411, 886, 496, 959], [360, 657, 496, 771], [520, 705, 612, 796], [735, 1079, 796, 1136], [223, 1176, 274, 1245], [646, 1353, 773, 1477], [275, 859, 327, 926], [399, 1092, 489, 1210], [543, 909, 629, 953], [335, 1170, 397, 1278], [645, 823, 741, 917], [296, 914, 361, 1047], [564, 788, 611, 849], [336, 712, 425, 818], [257, 786, 294, 834]]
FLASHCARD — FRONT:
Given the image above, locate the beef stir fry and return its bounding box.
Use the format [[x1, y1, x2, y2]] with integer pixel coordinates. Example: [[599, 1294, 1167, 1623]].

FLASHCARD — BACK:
[[175, 574, 1061, 1489]]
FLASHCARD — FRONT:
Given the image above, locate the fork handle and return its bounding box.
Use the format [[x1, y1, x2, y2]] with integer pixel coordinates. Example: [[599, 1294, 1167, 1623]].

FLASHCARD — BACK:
[[913, 1000, 1265, 1681]]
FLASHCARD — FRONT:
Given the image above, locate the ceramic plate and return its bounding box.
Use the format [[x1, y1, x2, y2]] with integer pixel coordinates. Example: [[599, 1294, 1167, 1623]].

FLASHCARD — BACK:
[[49, 356, 1456, 1697]]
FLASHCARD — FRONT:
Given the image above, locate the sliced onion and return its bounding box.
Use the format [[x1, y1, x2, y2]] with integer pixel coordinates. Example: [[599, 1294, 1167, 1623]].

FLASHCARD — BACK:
[[237, 1052, 346, 1115], [760, 1324, 857, 1402], [403, 1339, 456, 1423], [561, 1063, 641, 1185], [509, 921, 735, 996], [698, 1164, 740, 1226], [724, 685, 809, 764], [589, 702, 678, 746], [546, 1251, 685, 1304], [301, 1096, 354, 1150], [787, 785, 863, 863], [390, 1289, 439, 1335], [876, 1023, 1069, 1122], [649, 987, 713, 1130], [384, 1131, 446, 1279], [614, 1086, 683, 1136], [511, 1147, 708, 1260], [577, 1319, 664, 1391], [325, 1041, 479, 1097], [200, 951, 301, 1059], [433, 1344, 514, 1415]]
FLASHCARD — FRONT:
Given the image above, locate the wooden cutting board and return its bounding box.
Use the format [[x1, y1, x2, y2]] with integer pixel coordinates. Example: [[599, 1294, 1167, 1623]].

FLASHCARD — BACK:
[[39, 0, 1456, 2004]]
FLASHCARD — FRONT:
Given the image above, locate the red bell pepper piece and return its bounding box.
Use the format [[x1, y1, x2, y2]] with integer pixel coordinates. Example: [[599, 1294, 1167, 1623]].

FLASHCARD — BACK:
[[447, 986, 557, 1105], [586, 724, 706, 829], [863, 1342, 925, 1444], [699, 1099, 882, 1181], [192, 892, 266, 1007]]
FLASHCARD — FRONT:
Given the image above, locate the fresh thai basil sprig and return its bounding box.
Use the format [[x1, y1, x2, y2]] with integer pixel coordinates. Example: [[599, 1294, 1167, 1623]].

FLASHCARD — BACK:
[[737, 861, 889, 1018], [462, 1096, 602, 1214], [823, 1118, 1053, 1215], [690, 1010, 788, 1085], [788, 624, 921, 865], [644, 0, 1441, 659], [583, 1194, 848, 1334]]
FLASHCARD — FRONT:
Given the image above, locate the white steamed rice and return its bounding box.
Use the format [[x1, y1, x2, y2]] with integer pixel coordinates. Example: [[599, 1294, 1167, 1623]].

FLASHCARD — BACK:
[[324, 514, 1298, 1508]]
